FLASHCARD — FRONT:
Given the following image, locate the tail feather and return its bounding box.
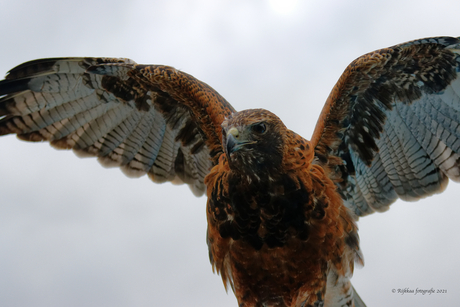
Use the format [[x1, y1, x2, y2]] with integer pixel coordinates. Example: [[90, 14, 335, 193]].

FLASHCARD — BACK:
[[352, 285, 366, 307]]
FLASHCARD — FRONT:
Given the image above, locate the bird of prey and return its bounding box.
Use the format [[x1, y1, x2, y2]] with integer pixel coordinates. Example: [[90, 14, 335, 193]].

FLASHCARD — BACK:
[[1, 36, 459, 307]]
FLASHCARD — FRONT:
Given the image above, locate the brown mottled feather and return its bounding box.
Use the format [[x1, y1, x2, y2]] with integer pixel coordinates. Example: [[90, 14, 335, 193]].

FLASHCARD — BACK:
[[205, 110, 361, 306], [0, 58, 235, 195], [2, 36, 460, 306], [312, 36, 460, 216]]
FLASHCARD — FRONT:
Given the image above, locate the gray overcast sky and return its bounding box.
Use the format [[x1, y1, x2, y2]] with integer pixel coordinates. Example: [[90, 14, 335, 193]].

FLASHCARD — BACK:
[[1, 1, 460, 306]]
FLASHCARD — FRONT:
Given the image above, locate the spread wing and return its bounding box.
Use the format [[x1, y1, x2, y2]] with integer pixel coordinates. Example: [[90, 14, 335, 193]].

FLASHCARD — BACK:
[[312, 36, 460, 217], [0, 58, 235, 196]]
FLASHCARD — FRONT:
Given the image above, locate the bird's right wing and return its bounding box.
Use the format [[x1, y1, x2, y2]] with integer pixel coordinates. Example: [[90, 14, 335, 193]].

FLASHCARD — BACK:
[[0, 58, 236, 196]]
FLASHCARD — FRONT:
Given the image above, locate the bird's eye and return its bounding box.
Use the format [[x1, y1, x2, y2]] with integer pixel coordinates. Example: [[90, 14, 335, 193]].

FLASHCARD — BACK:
[[251, 122, 267, 134]]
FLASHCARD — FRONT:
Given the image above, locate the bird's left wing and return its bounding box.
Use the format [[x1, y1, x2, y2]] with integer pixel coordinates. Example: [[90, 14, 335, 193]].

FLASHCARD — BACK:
[[0, 58, 235, 196], [311, 36, 460, 217]]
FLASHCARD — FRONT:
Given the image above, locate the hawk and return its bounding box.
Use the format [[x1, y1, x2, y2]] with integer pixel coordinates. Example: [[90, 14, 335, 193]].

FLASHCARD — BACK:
[[1, 36, 460, 307]]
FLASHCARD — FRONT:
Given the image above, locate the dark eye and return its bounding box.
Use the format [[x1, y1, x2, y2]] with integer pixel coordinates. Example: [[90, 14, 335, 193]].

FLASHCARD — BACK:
[[251, 122, 267, 134]]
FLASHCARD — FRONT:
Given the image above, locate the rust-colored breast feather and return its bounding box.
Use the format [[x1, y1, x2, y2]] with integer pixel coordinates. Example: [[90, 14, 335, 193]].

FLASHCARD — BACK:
[[206, 130, 361, 307]]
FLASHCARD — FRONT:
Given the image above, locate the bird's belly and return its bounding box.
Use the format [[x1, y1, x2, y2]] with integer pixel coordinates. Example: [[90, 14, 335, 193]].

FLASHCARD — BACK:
[[222, 238, 327, 307]]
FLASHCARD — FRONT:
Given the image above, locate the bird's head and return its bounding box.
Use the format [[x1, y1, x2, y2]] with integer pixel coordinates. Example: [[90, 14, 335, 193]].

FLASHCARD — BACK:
[[221, 109, 286, 178]]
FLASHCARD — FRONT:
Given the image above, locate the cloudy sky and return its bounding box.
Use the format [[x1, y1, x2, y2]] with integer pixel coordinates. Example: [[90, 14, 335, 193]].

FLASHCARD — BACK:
[[1, 1, 460, 306]]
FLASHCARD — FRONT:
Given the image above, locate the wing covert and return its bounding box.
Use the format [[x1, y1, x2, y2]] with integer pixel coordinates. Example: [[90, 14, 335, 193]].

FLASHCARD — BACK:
[[311, 36, 460, 217], [0, 57, 235, 196]]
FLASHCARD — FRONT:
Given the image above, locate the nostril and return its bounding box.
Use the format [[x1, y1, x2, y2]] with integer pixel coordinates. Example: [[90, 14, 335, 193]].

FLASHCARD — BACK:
[[228, 127, 239, 139]]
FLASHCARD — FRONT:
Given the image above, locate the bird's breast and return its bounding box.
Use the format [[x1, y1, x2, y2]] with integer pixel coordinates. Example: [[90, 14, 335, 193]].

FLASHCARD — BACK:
[[204, 157, 360, 305]]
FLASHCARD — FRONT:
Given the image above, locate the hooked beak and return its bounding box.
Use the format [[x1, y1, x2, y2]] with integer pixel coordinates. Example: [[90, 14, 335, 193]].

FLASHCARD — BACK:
[[226, 135, 237, 154], [225, 127, 255, 154]]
